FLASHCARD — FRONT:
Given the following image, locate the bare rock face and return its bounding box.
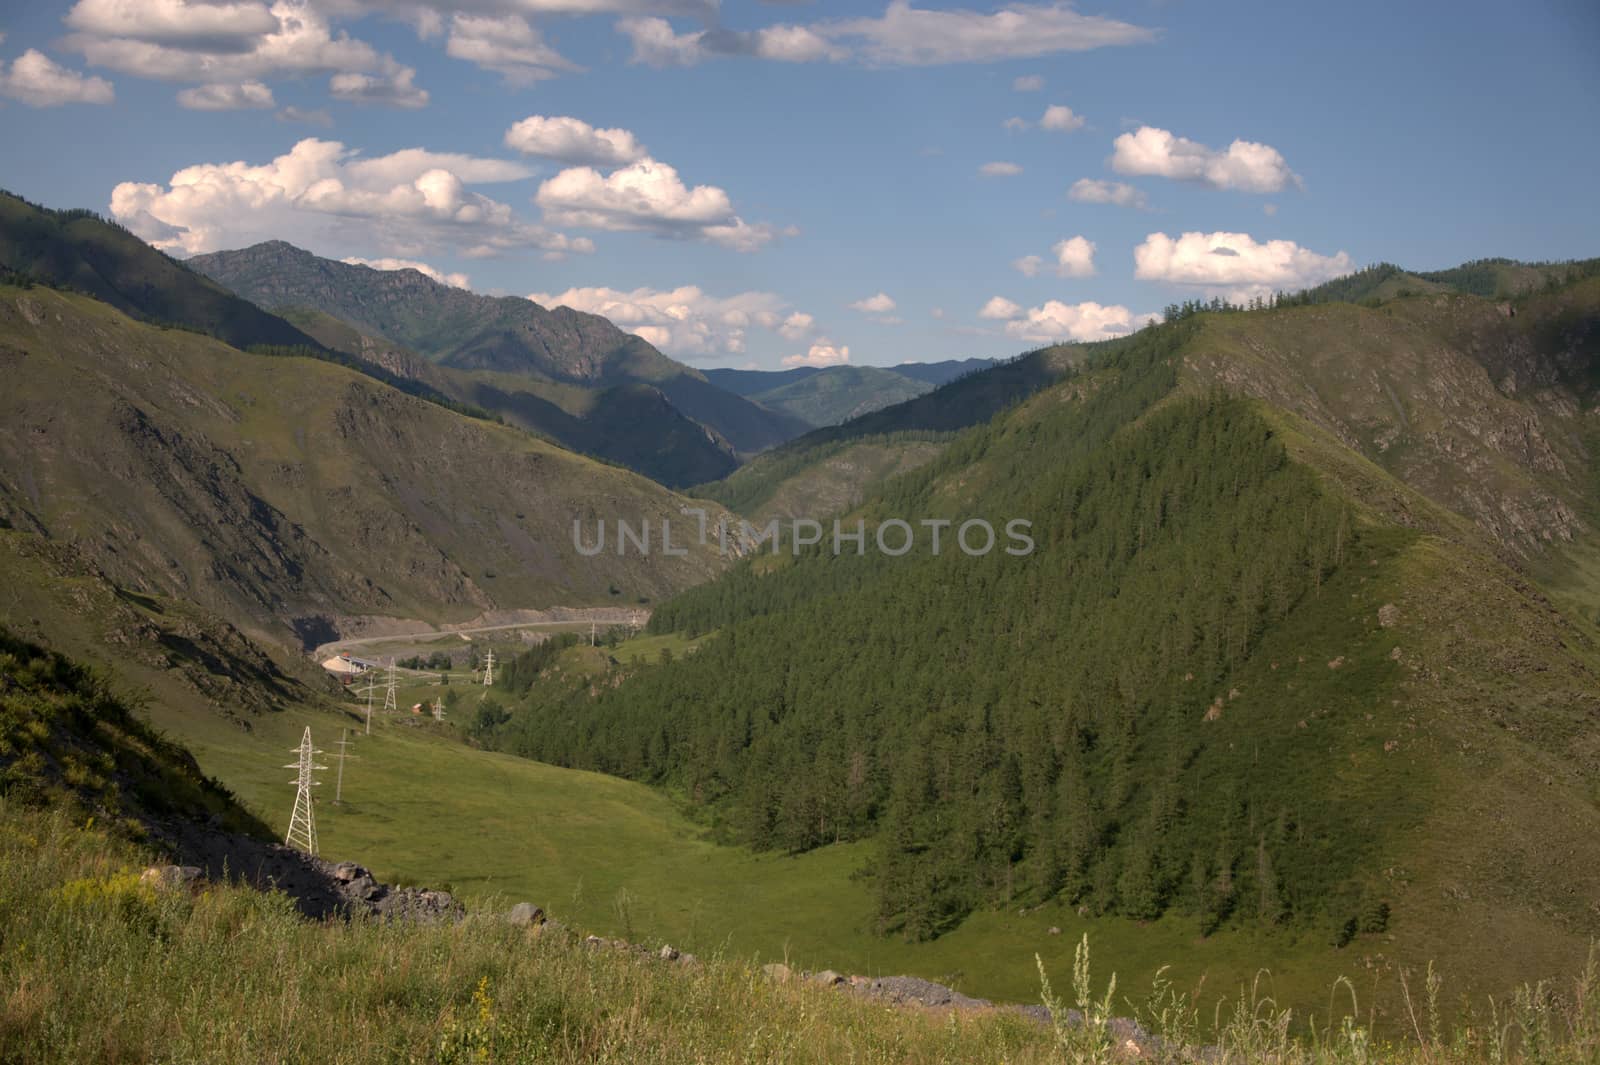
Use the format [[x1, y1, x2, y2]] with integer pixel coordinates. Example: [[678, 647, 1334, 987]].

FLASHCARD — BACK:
[[1181, 296, 1596, 558]]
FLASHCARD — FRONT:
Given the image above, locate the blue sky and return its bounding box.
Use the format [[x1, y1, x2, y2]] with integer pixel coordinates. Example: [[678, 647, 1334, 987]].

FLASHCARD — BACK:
[[2, 1, 1597, 369]]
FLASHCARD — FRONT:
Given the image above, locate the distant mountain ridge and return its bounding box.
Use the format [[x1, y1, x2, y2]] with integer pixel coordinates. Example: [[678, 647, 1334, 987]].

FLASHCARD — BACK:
[[192, 241, 678, 386], [189, 242, 810, 482], [704, 358, 999, 430]]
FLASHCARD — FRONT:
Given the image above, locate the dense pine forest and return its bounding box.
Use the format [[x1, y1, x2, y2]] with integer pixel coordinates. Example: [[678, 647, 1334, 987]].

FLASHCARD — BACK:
[[485, 322, 1405, 943]]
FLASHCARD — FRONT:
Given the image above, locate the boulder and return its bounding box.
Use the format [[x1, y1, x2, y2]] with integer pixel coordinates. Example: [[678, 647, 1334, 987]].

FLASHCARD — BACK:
[[762, 962, 792, 983], [330, 861, 366, 883], [140, 865, 203, 891], [658, 944, 680, 961], [344, 874, 381, 901], [811, 969, 846, 987], [508, 902, 545, 926]]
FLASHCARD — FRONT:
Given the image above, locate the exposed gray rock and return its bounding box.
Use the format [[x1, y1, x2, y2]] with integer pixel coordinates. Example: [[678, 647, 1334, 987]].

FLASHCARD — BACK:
[[508, 902, 545, 926], [331, 861, 364, 883]]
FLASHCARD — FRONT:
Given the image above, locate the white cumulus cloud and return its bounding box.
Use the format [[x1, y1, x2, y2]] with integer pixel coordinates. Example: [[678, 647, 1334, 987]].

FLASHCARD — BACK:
[[1051, 235, 1095, 277], [176, 80, 273, 109], [342, 256, 470, 289], [849, 292, 897, 314], [0, 49, 115, 106], [821, 1, 1154, 65], [528, 285, 819, 358], [1067, 177, 1147, 209], [535, 157, 780, 252], [1039, 104, 1084, 132], [1012, 254, 1044, 277], [329, 64, 428, 108], [782, 338, 850, 368], [1004, 300, 1149, 343], [979, 295, 1022, 320], [980, 161, 1023, 177], [1013, 73, 1043, 91], [1111, 125, 1299, 194], [65, 0, 278, 50], [64, 0, 391, 85], [504, 115, 648, 167], [618, 16, 842, 66], [780, 312, 815, 341], [1133, 230, 1354, 300], [445, 14, 580, 85], [108, 137, 588, 261], [620, 2, 1151, 68]]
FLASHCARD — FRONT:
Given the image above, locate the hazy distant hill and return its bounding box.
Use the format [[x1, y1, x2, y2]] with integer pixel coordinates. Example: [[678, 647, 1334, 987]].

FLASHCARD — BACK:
[[705, 359, 1000, 430], [696, 346, 1078, 517], [703, 365, 925, 427], [890, 357, 999, 387]]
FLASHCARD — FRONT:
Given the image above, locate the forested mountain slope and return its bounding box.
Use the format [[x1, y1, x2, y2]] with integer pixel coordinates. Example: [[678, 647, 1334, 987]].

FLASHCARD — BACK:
[[0, 284, 734, 649], [490, 293, 1600, 997]]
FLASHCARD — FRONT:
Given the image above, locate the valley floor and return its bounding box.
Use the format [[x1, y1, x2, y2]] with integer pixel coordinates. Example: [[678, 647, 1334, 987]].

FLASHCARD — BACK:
[[150, 692, 1471, 1027]]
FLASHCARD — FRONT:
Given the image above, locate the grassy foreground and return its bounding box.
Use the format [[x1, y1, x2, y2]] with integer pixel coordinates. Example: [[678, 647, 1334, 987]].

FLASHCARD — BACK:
[[2, 806, 1599, 1064]]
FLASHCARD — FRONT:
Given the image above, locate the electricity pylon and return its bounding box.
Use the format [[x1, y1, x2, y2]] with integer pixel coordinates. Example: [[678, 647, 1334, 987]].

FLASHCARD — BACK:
[[383, 658, 397, 713], [431, 697, 445, 721], [482, 649, 495, 686], [354, 670, 377, 735], [283, 727, 326, 855], [333, 728, 358, 804]]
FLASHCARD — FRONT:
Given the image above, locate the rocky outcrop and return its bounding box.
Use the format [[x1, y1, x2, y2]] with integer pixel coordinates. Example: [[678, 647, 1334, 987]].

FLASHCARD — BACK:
[[149, 817, 463, 922]]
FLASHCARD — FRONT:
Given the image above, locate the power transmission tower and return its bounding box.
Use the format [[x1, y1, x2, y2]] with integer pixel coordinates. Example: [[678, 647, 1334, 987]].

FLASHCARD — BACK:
[[333, 728, 358, 804], [590, 620, 596, 647], [354, 669, 377, 735], [383, 658, 398, 713], [482, 649, 495, 686], [283, 727, 326, 855], [431, 697, 445, 721]]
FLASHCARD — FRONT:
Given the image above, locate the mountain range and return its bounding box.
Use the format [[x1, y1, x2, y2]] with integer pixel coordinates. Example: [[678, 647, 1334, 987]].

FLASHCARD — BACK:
[[703, 358, 997, 429], [188, 239, 812, 485], [4, 183, 1600, 1012]]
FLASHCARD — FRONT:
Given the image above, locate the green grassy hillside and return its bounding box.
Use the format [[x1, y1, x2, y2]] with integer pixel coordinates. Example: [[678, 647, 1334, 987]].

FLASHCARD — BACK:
[[694, 434, 948, 520], [0, 285, 734, 648]]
